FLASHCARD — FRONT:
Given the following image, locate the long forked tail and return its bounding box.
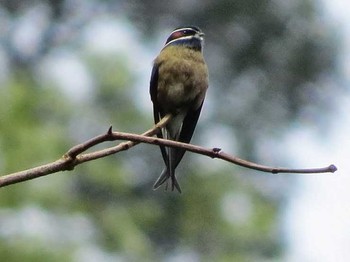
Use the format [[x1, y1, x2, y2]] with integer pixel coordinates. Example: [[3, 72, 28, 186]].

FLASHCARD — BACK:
[[152, 168, 182, 193], [153, 113, 185, 193]]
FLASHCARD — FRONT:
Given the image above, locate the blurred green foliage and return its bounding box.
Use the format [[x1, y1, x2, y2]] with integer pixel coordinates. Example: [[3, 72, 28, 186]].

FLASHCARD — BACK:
[[0, 0, 337, 261]]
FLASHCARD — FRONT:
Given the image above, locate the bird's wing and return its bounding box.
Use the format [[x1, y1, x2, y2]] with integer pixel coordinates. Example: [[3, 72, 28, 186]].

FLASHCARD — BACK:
[[149, 63, 168, 165], [149, 63, 159, 107], [171, 100, 205, 169]]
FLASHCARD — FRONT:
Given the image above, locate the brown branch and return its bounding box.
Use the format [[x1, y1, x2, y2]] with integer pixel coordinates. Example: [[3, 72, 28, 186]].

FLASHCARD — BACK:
[[105, 132, 337, 174], [0, 115, 172, 188], [0, 114, 337, 188], [66, 114, 172, 163]]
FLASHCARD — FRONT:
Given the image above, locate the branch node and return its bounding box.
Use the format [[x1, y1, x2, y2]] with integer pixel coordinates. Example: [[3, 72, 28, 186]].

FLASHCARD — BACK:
[[211, 147, 222, 158], [329, 164, 337, 173], [107, 126, 113, 135], [212, 147, 221, 153], [271, 169, 279, 174], [120, 142, 130, 150], [61, 155, 76, 170]]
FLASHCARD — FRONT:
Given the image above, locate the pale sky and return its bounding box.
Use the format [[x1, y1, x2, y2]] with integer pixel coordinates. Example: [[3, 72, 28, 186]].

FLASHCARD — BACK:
[[284, 0, 350, 261]]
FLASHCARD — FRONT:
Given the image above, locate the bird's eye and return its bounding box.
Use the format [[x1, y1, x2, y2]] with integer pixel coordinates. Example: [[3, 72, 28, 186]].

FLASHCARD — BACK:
[[172, 31, 184, 39]]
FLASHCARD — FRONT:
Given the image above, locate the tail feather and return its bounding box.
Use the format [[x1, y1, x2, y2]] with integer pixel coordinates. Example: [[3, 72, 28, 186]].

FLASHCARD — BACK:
[[168, 146, 182, 193], [152, 168, 169, 190], [153, 114, 184, 193], [153, 167, 182, 193], [171, 175, 182, 193]]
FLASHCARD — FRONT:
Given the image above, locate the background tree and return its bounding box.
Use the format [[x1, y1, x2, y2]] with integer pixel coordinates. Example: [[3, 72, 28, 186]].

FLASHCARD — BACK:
[[0, 0, 337, 261]]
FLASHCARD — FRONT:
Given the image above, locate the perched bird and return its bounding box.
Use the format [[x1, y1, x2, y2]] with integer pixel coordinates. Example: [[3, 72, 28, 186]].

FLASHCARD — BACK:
[[150, 26, 209, 193]]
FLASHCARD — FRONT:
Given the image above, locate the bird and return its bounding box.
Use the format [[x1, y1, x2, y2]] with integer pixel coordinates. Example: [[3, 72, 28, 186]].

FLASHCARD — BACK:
[[149, 26, 209, 193]]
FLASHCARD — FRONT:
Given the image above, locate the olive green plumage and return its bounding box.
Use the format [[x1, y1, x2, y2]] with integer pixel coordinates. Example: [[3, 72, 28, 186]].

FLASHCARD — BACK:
[[154, 46, 208, 116]]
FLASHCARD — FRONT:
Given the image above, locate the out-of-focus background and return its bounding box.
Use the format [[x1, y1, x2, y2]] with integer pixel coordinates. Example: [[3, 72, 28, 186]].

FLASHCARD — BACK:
[[0, 0, 348, 261]]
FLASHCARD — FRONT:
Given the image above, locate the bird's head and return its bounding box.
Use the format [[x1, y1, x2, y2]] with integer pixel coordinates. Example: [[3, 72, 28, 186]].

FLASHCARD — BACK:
[[163, 26, 204, 51]]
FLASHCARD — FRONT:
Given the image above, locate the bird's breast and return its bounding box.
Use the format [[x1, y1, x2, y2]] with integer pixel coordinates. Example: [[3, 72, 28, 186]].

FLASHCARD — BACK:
[[155, 47, 208, 113]]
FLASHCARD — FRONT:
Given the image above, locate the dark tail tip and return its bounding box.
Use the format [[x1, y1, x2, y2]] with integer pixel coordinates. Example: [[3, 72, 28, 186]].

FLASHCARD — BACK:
[[153, 168, 169, 190], [171, 176, 182, 193], [153, 169, 182, 193]]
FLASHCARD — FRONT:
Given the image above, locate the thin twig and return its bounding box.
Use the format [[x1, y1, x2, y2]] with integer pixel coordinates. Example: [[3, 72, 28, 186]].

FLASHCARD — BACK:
[[0, 114, 337, 188], [106, 131, 337, 174]]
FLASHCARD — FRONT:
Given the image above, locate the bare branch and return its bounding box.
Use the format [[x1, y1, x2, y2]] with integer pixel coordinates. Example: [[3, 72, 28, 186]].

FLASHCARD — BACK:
[[0, 115, 172, 187], [106, 131, 337, 174], [67, 114, 172, 163], [0, 114, 337, 188]]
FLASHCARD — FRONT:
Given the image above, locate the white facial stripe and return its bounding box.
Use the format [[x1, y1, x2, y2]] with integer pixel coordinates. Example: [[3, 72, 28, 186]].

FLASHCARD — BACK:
[[164, 35, 203, 48], [171, 27, 198, 34]]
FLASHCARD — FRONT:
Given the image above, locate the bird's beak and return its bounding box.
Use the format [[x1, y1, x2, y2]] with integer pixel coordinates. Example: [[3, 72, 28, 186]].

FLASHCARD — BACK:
[[197, 32, 205, 40]]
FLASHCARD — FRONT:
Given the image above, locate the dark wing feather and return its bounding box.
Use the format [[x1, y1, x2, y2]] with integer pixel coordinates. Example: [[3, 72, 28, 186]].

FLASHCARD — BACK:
[[149, 64, 168, 165], [172, 100, 204, 169], [149, 64, 159, 105]]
